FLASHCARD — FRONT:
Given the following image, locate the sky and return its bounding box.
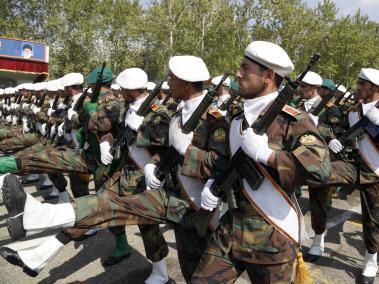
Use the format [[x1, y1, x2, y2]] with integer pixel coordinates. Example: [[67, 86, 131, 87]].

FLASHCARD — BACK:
[[304, 0, 379, 22]]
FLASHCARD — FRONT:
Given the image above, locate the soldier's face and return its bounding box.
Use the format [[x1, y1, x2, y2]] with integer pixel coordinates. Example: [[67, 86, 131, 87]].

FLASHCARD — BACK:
[[356, 79, 378, 102], [237, 58, 267, 99], [299, 83, 316, 100], [168, 73, 186, 100]]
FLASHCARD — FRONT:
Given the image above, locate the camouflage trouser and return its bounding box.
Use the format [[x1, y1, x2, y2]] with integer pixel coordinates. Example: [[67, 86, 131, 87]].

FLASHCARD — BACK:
[[0, 125, 22, 139], [329, 160, 379, 253], [63, 182, 210, 281], [0, 132, 40, 153], [309, 186, 333, 234], [16, 144, 91, 197], [191, 204, 297, 284], [191, 239, 294, 283]]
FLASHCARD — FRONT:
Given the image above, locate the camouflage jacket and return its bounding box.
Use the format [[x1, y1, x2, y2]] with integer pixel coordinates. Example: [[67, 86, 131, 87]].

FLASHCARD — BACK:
[[213, 106, 330, 265], [105, 102, 172, 192]]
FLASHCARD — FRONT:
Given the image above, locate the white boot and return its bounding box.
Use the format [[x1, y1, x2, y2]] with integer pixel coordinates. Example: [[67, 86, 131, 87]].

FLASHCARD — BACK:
[[23, 194, 75, 231], [145, 258, 169, 284], [18, 235, 64, 272], [58, 191, 71, 204], [362, 250, 378, 277], [308, 233, 324, 256], [41, 174, 53, 186]]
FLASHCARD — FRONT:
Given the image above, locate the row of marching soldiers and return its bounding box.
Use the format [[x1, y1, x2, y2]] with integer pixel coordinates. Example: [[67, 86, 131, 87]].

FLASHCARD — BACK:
[[0, 40, 377, 284]]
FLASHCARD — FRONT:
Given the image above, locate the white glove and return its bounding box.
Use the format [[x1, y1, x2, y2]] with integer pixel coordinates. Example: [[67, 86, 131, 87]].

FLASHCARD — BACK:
[[58, 103, 67, 110], [144, 163, 162, 190], [125, 111, 144, 131], [12, 103, 19, 110], [6, 115, 12, 123], [32, 106, 41, 114], [22, 103, 29, 109], [47, 108, 55, 116], [201, 179, 220, 211], [241, 128, 273, 165], [67, 108, 77, 121], [12, 115, 18, 125], [41, 123, 47, 136], [23, 121, 30, 133], [57, 122, 65, 137], [366, 107, 379, 126], [328, 139, 343, 154], [100, 141, 113, 165], [170, 125, 193, 155], [50, 124, 56, 138]]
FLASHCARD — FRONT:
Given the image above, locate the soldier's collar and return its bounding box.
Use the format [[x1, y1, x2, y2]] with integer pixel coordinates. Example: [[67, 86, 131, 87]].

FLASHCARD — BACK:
[[243, 91, 277, 126]]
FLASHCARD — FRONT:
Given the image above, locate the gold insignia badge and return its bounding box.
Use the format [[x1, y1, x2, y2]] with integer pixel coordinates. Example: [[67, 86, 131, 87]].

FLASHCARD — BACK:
[[213, 128, 226, 142], [299, 134, 317, 146]]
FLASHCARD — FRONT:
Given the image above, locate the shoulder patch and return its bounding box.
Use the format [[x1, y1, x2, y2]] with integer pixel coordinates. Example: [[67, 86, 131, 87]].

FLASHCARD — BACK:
[[282, 105, 301, 117], [151, 103, 160, 112], [208, 107, 223, 119], [299, 134, 317, 146], [212, 128, 226, 142], [326, 100, 334, 108]]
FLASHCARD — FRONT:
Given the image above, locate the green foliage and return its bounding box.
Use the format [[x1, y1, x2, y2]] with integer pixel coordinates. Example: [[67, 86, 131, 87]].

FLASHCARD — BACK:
[[1, 0, 378, 87]]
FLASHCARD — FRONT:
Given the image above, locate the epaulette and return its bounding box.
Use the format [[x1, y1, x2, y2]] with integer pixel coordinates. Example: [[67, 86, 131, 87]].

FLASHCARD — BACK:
[[281, 105, 302, 120], [208, 107, 223, 119]]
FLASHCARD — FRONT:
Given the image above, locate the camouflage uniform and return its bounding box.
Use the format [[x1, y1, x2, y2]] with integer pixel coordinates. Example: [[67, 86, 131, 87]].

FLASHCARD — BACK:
[[59, 106, 229, 282], [0, 90, 121, 201], [298, 98, 344, 235], [191, 107, 330, 283], [327, 104, 379, 253]]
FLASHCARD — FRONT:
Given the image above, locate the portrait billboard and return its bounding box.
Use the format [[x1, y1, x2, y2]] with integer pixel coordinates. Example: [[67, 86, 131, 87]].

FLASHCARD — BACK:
[[0, 37, 49, 63]]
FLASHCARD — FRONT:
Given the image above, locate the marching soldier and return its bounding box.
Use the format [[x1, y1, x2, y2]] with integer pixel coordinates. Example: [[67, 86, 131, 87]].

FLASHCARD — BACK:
[[327, 68, 379, 284], [0, 56, 229, 283], [191, 41, 330, 283]]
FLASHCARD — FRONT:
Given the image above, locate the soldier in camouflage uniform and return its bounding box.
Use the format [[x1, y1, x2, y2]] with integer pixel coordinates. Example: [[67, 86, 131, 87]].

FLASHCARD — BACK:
[[295, 73, 343, 262], [0, 67, 133, 266], [191, 41, 330, 283], [0, 56, 229, 283], [327, 68, 379, 284]]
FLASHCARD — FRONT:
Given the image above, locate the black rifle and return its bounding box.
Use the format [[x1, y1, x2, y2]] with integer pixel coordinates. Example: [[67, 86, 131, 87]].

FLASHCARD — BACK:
[[153, 72, 230, 180], [45, 93, 60, 137], [197, 53, 321, 236], [334, 87, 350, 106], [90, 62, 106, 103], [63, 86, 91, 134], [219, 92, 239, 111], [310, 85, 340, 116], [338, 100, 379, 146], [338, 90, 355, 107]]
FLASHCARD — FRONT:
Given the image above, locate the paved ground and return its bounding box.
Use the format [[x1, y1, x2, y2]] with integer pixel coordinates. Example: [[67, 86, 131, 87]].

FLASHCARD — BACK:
[[0, 175, 375, 283]]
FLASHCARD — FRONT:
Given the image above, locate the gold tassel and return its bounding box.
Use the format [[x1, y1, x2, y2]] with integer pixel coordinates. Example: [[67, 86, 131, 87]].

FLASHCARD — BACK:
[[295, 251, 313, 284]]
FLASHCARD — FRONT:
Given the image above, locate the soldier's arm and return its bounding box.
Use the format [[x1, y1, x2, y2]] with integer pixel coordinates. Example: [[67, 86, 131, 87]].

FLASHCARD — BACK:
[[136, 109, 171, 156], [88, 98, 121, 134], [268, 115, 330, 188], [181, 117, 229, 179]]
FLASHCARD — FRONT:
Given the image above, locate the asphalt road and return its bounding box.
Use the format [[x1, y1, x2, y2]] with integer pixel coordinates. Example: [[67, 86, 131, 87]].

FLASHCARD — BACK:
[[0, 175, 374, 283]]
